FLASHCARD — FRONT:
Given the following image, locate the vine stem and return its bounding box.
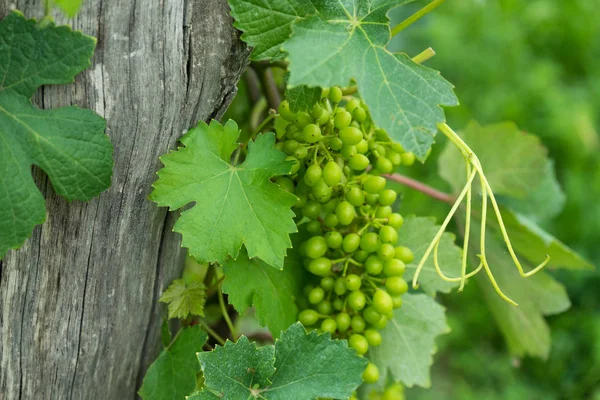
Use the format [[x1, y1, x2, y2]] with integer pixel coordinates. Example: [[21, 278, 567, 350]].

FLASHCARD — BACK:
[[198, 319, 226, 346], [218, 285, 237, 339], [383, 173, 454, 204], [259, 67, 281, 110], [412, 47, 436, 64], [44, 0, 51, 16], [391, 0, 446, 37]]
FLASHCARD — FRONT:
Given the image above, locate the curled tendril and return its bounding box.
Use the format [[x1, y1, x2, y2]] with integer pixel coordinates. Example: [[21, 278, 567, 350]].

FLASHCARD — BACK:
[[412, 123, 550, 306]]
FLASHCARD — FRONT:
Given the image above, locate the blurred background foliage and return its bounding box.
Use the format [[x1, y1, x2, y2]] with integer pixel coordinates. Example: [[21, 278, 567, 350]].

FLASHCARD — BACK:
[[387, 0, 600, 399]]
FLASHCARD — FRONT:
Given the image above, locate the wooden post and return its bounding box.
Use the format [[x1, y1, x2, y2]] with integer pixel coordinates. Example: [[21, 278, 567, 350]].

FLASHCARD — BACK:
[[0, 1, 249, 398]]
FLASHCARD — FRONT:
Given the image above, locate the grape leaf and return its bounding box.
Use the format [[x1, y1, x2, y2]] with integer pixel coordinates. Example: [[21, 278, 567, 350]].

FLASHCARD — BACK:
[[149, 119, 297, 269], [139, 326, 208, 400], [285, 85, 321, 113], [222, 247, 303, 338], [186, 391, 219, 399], [54, 0, 85, 17], [0, 12, 113, 259], [400, 216, 463, 295], [198, 323, 367, 399], [439, 121, 548, 198], [229, 0, 458, 159], [159, 279, 207, 320], [367, 294, 450, 388]]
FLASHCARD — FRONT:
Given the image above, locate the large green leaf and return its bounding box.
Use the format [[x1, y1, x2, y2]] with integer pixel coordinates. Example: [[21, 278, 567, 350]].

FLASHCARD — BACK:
[[400, 216, 463, 295], [0, 12, 113, 259], [367, 294, 450, 389], [150, 120, 297, 269], [139, 326, 208, 400], [198, 323, 366, 399], [285, 85, 322, 113]]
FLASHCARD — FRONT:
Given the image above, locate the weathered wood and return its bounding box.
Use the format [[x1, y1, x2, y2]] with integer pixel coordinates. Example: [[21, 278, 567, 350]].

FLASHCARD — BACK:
[[0, 1, 249, 398]]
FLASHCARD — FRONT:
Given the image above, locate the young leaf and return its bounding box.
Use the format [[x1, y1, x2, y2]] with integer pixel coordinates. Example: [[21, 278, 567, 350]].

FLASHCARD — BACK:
[[0, 12, 113, 259], [150, 120, 297, 269], [401, 216, 463, 295], [197, 323, 367, 399], [367, 294, 450, 389], [139, 326, 208, 400], [159, 280, 207, 320], [222, 248, 302, 338]]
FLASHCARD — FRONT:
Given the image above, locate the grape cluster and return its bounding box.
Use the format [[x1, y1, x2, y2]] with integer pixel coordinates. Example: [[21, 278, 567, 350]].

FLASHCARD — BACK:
[[274, 86, 415, 384]]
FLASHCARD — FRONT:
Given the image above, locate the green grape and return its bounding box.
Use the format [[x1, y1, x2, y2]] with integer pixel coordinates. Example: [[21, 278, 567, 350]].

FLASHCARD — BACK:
[[305, 236, 327, 259], [373, 290, 393, 315], [346, 187, 365, 206], [283, 139, 299, 155], [343, 233, 361, 253], [375, 206, 392, 218], [362, 363, 379, 383], [323, 198, 339, 213], [311, 103, 324, 119], [348, 154, 370, 170], [309, 258, 332, 276], [365, 193, 379, 205], [353, 250, 369, 262], [336, 201, 356, 225], [383, 259, 405, 277], [334, 277, 347, 295], [388, 150, 402, 167], [306, 220, 322, 235], [377, 243, 395, 260], [363, 306, 382, 325], [363, 176, 386, 194], [373, 315, 389, 329], [325, 231, 343, 249], [375, 157, 393, 174], [391, 142, 404, 153], [294, 111, 312, 129], [308, 287, 325, 304], [352, 107, 367, 123], [330, 137, 343, 150], [382, 383, 405, 400], [336, 312, 351, 332], [302, 200, 321, 219], [278, 100, 296, 122], [391, 295, 403, 309], [386, 276, 408, 295], [324, 213, 338, 228], [275, 177, 295, 193], [378, 189, 397, 206], [321, 276, 335, 290], [395, 246, 414, 263], [345, 98, 360, 112], [339, 127, 363, 146], [293, 145, 308, 159], [345, 274, 362, 291], [387, 213, 404, 229], [348, 291, 366, 311], [302, 284, 314, 297], [328, 86, 343, 103], [349, 334, 369, 355], [364, 329, 382, 346], [318, 109, 331, 125], [340, 145, 357, 159], [286, 156, 300, 174], [312, 179, 333, 203], [298, 309, 319, 326], [317, 300, 333, 315], [355, 139, 369, 154], [323, 160, 342, 186], [275, 142, 285, 152], [303, 123, 322, 143], [294, 193, 307, 208], [374, 128, 390, 141], [360, 232, 381, 253], [401, 152, 415, 166], [379, 225, 398, 244], [365, 255, 383, 275], [321, 318, 337, 334], [334, 110, 352, 129], [351, 315, 366, 333], [333, 298, 344, 311], [304, 163, 323, 186], [373, 144, 387, 157]]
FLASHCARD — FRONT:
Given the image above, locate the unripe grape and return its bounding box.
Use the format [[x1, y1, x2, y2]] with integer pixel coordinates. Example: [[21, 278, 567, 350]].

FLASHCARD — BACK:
[[376, 157, 393, 174], [401, 152, 415, 166], [360, 232, 381, 253], [321, 276, 335, 290], [333, 298, 344, 311], [328, 86, 343, 103], [286, 156, 300, 174], [365, 255, 383, 275], [312, 179, 333, 203], [352, 107, 367, 123], [362, 363, 379, 383], [304, 163, 322, 186], [293, 145, 308, 159], [308, 287, 325, 304], [354, 250, 369, 262], [318, 109, 331, 125], [383, 259, 405, 277], [339, 127, 363, 146], [374, 128, 390, 141], [348, 291, 366, 311], [391, 142, 405, 153], [306, 220, 322, 235], [302, 200, 321, 219], [379, 225, 398, 244], [317, 300, 333, 315], [336, 312, 351, 332], [309, 258, 332, 276], [365, 193, 379, 205], [298, 309, 319, 326], [378, 189, 397, 206], [373, 290, 393, 315], [349, 334, 369, 355], [388, 150, 402, 167], [303, 124, 322, 143], [363, 306, 381, 325], [391, 295, 403, 309], [345, 98, 360, 113], [311, 103, 324, 119], [348, 154, 370, 170], [342, 233, 361, 253], [340, 145, 357, 159], [294, 111, 312, 129], [325, 231, 343, 249], [275, 177, 295, 193], [382, 383, 405, 400], [323, 198, 339, 213], [334, 277, 347, 295], [303, 284, 314, 297], [334, 110, 352, 129], [364, 329, 382, 346], [373, 144, 387, 157], [283, 139, 299, 155], [278, 100, 296, 122], [336, 201, 356, 225], [375, 206, 392, 218], [355, 139, 369, 154], [386, 276, 408, 295], [323, 160, 342, 186], [345, 274, 362, 291], [305, 236, 327, 259], [363, 176, 386, 194], [395, 246, 414, 263], [346, 187, 365, 206], [321, 318, 337, 334], [275, 142, 285, 152], [330, 137, 343, 150], [373, 315, 389, 329], [377, 243, 396, 260], [324, 213, 338, 228], [387, 213, 404, 229], [351, 315, 366, 332], [294, 193, 307, 208]]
